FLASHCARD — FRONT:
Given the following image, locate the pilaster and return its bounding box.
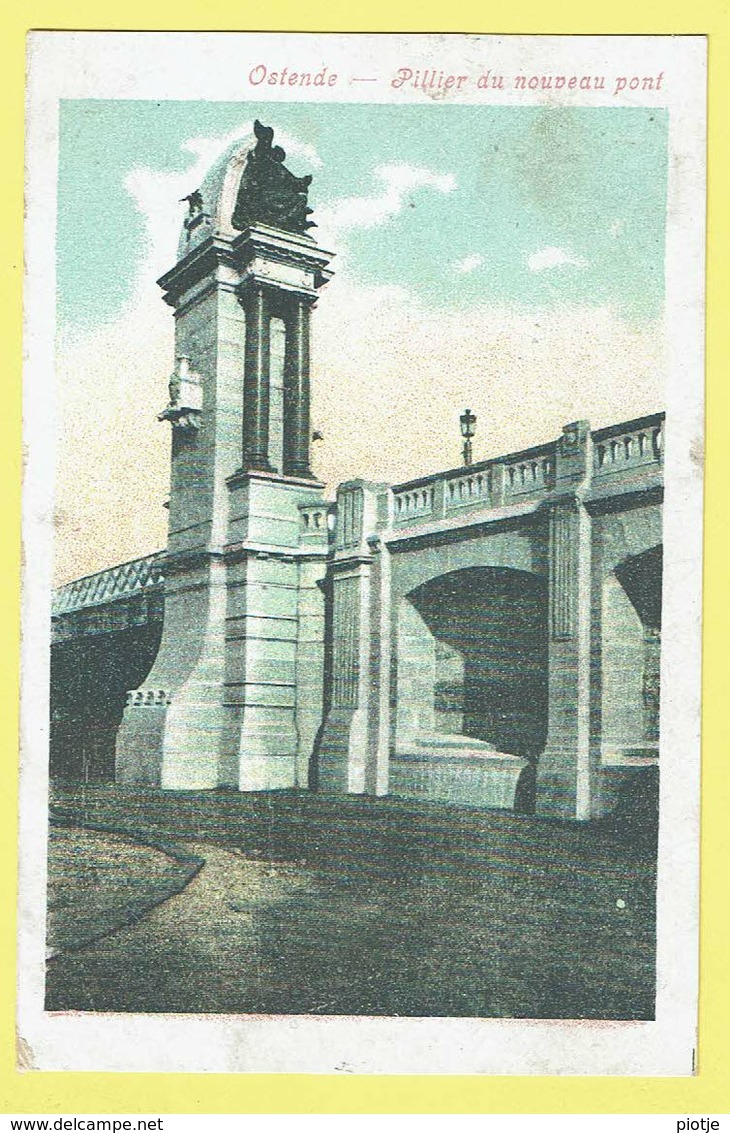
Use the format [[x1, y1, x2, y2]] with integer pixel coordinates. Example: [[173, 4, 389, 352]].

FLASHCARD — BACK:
[[536, 422, 598, 820], [316, 480, 391, 794]]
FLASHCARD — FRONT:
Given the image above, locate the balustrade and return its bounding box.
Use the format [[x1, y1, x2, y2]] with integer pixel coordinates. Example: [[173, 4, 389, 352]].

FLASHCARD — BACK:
[[504, 453, 554, 496], [393, 485, 435, 523], [387, 414, 663, 533], [299, 504, 329, 531], [444, 469, 491, 509], [593, 417, 664, 477]]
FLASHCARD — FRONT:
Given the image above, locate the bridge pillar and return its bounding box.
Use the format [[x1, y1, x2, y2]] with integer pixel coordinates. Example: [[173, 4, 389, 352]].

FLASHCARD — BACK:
[[116, 124, 334, 790], [536, 422, 599, 820], [316, 480, 392, 795]]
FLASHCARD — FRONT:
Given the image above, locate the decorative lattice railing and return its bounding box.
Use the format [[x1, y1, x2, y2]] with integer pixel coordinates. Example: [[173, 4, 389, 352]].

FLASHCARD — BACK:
[[52, 553, 165, 616]]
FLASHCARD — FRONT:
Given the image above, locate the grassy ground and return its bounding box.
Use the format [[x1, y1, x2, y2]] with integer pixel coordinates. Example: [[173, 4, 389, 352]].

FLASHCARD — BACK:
[[46, 783, 657, 1019]]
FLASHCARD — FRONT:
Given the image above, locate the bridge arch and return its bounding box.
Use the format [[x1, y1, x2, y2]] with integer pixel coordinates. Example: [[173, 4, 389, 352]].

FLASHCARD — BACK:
[[600, 543, 662, 762], [393, 565, 549, 762], [388, 526, 546, 604], [596, 504, 663, 579]]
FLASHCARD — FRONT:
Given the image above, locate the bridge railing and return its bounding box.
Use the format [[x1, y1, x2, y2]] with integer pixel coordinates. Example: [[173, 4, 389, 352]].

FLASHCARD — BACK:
[[391, 413, 664, 527], [52, 553, 165, 616], [393, 483, 436, 522], [592, 414, 664, 479], [393, 441, 559, 524], [503, 448, 556, 498]]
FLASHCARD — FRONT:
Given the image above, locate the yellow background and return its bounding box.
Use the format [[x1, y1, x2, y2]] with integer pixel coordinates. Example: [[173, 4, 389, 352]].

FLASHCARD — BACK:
[[2, 1, 728, 1115]]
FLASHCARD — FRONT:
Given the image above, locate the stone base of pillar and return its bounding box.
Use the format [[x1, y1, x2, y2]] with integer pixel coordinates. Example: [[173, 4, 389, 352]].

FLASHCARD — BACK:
[[117, 680, 239, 790], [115, 555, 230, 790], [224, 471, 329, 792], [242, 456, 276, 474], [116, 699, 235, 790], [284, 463, 315, 480], [535, 763, 577, 819], [236, 753, 298, 792], [598, 763, 659, 821], [229, 702, 301, 792], [390, 747, 528, 810], [115, 706, 167, 786], [316, 707, 369, 794], [535, 745, 596, 820]]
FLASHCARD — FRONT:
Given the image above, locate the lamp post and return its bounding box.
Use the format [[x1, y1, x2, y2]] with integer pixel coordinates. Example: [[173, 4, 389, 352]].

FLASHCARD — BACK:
[[460, 408, 476, 466]]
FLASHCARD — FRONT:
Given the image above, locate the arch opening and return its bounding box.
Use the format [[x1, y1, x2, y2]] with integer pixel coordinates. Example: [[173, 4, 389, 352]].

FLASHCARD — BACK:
[[601, 545, 662, 762], [395, 566, 549, 760]]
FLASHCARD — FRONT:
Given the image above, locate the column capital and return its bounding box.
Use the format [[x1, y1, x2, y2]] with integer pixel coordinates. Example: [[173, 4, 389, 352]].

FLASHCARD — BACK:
[[236, 276, 274, 308], [237, 277, 319, 314]]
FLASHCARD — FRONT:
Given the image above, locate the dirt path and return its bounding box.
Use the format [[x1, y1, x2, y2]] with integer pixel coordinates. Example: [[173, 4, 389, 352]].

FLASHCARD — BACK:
[[46, 839, 317, 1014], [47, 826, 202, 955]]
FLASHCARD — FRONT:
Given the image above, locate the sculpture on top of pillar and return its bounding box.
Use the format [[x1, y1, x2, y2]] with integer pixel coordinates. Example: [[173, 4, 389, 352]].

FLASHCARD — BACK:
[[232, 119, 316, 234]]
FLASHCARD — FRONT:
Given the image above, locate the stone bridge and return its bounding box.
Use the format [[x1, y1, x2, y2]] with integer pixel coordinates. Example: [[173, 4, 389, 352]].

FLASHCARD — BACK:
[[49, 125, 663, 820], [51, 412, 663, 819], [319, 413, 663, 820], [51, 555, 164, 780]]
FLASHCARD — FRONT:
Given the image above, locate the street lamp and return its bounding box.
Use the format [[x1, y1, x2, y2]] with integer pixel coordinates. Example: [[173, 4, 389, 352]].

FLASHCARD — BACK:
[[460, 408, 476, 466]]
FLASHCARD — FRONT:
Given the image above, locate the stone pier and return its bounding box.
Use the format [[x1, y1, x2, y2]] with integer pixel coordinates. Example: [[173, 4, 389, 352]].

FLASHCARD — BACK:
[[115, 122, 334, 791]]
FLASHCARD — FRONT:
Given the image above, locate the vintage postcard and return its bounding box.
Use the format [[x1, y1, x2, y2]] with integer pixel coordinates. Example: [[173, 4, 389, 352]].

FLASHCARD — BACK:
[[19, 31, 705, 1075]]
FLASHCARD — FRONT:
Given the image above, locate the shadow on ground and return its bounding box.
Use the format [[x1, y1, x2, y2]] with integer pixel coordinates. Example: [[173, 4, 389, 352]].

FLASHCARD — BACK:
[[46, 783, 657, 1019]]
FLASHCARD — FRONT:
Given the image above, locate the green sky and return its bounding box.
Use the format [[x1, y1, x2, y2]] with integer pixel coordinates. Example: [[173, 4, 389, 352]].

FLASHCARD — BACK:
[[57, 100, 668, 330]]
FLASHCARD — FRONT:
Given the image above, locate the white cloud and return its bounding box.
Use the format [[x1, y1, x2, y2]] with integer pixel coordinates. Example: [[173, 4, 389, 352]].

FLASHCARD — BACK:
[[454, 253, 484, 275], [527, 246, 588, 273], [610, 218, 626, 238], [312, 279, 663, 495], [316, 164, 456, 242]]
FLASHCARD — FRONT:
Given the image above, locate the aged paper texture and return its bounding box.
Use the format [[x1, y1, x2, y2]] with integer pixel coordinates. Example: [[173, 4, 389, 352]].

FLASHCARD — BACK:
[[19, 31, 705, 1075]]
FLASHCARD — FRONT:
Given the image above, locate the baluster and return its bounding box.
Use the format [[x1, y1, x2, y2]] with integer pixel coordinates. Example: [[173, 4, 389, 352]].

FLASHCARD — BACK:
[[653, 426, 663, 459]]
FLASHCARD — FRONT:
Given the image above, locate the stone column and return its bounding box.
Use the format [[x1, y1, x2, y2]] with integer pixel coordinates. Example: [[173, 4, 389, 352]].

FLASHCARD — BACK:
[[241, 283, 273, 472], [368, 529, 393, 797], [536, 421, 596, 820], [283, 297, 314, 478]]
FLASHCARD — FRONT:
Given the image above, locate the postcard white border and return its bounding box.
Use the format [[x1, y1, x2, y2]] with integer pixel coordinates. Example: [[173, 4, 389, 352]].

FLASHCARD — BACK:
[[19, 31, 706, 1075]]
